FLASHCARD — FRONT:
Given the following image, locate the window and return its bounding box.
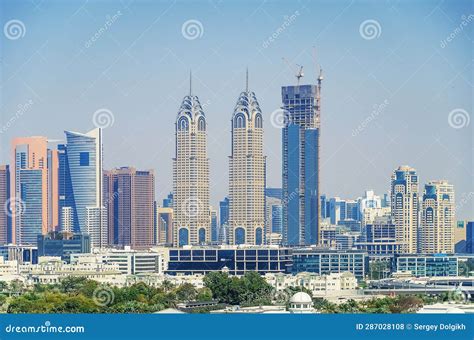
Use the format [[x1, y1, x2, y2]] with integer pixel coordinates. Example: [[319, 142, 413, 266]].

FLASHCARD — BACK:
[[179, 228, 189, 246], [79, 152, 89, 166], [235, 227, 245, 245], [254, 113, 262, 128], [198, 228, 206, 243]]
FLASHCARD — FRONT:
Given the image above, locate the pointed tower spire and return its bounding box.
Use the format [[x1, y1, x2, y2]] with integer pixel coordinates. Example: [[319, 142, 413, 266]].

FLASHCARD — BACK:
[[189, 70, 192, 96], [246, 67, 249, 92]]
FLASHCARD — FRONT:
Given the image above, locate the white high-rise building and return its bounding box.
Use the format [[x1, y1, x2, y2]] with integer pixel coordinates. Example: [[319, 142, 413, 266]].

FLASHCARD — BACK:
[[391, 166, 419, 254], [419, 180, 455, 254], [64, 128, 107, 248], [228, 72, 266, 245], [173, 77, 210, 246]]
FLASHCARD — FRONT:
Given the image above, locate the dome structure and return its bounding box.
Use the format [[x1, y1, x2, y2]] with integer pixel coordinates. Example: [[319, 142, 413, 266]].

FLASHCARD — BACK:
[[289, 292, 314, 314]]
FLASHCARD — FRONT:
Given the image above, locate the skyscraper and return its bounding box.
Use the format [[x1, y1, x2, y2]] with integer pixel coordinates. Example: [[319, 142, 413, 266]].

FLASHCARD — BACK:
[[229, 71, 266, 245], [157, 207, 173, 245], [282, 70, 323, 246], [219, 197, 229, 245], [0, 165, 10, 245], [419, 180, 455, 254], [11, 137, 58, 244], [173, 78, 210, 246], [391, 165, 419, 254], [64, 128, 106, 248], [103, 167, 155, 249], [210, 206, 218, 243]]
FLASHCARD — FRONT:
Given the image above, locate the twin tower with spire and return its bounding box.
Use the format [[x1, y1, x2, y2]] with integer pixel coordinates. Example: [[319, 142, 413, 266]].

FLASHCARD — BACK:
[[173, 70, 265, 246]]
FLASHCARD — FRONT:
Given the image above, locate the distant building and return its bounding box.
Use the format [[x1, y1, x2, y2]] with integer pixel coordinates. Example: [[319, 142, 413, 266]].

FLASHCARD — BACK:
[[37, 232, 90, 262], [210, 207, 218, 243], [0, 244, 38, 264], [265, 272, 357, 297], [394, 254, 458, 277], [355, 216, 402, 256], [391, 166, 419, 254], [282, 75, 323, 246], [265, 196, 282, 239], [162, 192, 173, 208], [219, 197, 229, 244], [11, 137, 59, 244], [157, 207, 173, 245], [420, 181, 455, 254], [166, 245, 292, 275], [265, 188, 282, 200], [292, 247, 368, 279], [71, 247, 164, 275], [0, 165, 10, 245], [103, 167, 155, 249], [466, 222, 474, 254], [454, 221, 467, 253]]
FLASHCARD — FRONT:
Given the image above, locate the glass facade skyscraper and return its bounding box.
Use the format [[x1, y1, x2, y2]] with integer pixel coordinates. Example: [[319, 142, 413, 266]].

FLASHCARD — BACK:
[[11, 137, 58, 245], [282, 73, 322, 246], [64, 128, 106, 248]]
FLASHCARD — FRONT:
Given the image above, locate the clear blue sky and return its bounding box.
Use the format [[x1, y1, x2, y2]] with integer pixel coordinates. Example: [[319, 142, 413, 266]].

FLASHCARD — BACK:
[[1, 0, 472, 219]]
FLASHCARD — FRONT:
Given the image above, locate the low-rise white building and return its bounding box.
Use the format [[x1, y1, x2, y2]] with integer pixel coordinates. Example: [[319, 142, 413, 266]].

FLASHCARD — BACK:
[[265, 272, 358, 297], [70, 247, 164, 275]]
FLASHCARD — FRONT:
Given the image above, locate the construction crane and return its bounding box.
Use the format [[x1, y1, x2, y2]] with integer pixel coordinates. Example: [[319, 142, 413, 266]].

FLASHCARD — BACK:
[[282, 57, 304, 85]]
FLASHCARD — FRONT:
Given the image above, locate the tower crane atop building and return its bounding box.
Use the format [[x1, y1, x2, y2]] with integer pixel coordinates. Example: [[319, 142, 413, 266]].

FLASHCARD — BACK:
[[282, 57, 304, 85]]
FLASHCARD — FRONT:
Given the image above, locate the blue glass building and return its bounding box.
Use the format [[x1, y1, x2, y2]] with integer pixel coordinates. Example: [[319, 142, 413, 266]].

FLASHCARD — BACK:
[[292, 247, 368, 279], [467, 221, 474, 254], [282, 75, 322, 246], [394, 254, 459, 277], [166, 246, 292, 275], [37, 232, 90, 262], [64, 129, 106, 247]]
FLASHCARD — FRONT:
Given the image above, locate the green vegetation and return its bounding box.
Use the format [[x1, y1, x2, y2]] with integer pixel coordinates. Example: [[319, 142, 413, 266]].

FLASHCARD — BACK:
[[203, 271, 273, 306], [314, 295, 424, 314], [0, 275, 460, 314]]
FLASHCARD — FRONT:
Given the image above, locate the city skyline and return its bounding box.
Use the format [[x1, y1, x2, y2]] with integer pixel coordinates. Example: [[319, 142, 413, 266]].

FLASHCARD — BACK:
[[0, 1, 472, 221]]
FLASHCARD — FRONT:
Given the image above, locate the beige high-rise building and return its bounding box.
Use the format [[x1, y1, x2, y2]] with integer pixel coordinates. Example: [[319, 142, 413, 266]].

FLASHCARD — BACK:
[[419, 180, 455, 254], [228, 74, 266, 245], [173, 82, 210, 246], [391, 165, 419, 254]]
